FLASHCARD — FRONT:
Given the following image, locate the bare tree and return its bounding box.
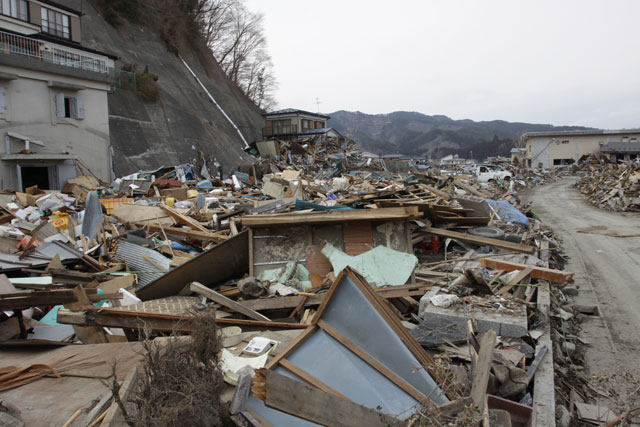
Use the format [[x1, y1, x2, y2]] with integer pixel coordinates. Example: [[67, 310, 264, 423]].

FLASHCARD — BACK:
[[195, 0, 277, 110]]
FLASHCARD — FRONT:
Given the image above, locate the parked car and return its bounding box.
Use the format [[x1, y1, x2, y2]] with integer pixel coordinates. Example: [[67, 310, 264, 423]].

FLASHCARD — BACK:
[[475, 164, 512, 183]]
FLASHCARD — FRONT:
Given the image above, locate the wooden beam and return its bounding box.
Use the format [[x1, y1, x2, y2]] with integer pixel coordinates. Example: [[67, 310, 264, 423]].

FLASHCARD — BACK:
[[252, 369, 401, 427], [423, 227, 536, 254], [471, 330, 497, 413], [0, 290, 121, 310], [134, 222, 225, 242], [189, 282, 270, 322], [317, 319, 432, 406], [374, 283, 433, 299], [480, 258, 573, 284], [64, 285, 108, 344], [240, 207, 420, 227], [238, 294, 324, 311], [498, 266, 533, 298], [278, 358, 352, 402], [160, 204, 210, 233], [56, 308, 305, 332]]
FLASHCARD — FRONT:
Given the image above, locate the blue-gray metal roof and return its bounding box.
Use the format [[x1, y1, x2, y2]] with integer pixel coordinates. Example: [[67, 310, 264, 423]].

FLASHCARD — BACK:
[[264, 108, 330, 119], [297, 127, 341, 136], [601, 141, 640, 153]]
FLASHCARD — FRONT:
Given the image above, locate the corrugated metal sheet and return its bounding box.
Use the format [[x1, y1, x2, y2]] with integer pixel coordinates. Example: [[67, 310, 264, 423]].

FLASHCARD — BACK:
[[115, 241, 170, 287], [0, 241, 81, 273]]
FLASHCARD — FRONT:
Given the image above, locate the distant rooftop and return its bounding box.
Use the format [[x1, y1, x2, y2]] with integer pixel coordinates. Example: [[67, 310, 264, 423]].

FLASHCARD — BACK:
[[297, 127, 340, 136], [601, 141, 640, 153], [264, 108, 330, 119], [523, 129, 640, 139]]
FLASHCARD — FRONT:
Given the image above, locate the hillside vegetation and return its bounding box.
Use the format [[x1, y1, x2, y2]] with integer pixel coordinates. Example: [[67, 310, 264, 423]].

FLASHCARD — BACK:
[[328, 110, 591, 159]]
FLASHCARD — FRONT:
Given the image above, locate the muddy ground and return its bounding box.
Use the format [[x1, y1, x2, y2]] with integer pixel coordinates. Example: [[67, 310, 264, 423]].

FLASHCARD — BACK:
[[523, 176, 640, 424]]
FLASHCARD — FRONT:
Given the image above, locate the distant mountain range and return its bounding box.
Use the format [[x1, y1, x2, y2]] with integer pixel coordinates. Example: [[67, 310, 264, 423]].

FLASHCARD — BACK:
[[327, 110, 592, 159]]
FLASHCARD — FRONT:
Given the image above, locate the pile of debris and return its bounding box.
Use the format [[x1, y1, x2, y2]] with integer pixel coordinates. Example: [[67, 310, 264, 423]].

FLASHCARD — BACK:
[[576, 162, 640, 211], [0, 158, 569, 426]]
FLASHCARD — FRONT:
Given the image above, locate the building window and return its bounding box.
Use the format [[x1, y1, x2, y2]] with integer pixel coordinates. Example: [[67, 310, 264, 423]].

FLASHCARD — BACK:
[[0, 85, 6, 115], [41, 7, 70, 39], [55, 93, 84, 120], [0, 0, 27, 21]]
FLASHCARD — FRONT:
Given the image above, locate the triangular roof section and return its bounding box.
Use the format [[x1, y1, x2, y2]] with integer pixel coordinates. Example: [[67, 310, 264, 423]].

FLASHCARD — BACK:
[[248, 267, 448, 424]]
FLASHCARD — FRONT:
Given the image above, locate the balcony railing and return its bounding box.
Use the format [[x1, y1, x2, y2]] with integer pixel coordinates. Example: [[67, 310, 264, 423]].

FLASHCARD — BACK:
[[0, 29, 110, 73], [262, 123, 298, 138]]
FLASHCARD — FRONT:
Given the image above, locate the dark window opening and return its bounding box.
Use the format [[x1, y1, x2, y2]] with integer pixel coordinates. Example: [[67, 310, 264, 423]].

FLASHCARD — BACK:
[[21, 166, 50, 190], [63, 97, 71, 118], [553, 158, 575, 166]]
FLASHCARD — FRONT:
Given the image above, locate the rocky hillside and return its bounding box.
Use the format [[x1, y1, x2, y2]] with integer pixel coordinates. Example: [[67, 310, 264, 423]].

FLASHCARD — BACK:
[[328, 110, 591, 158], [63, 0, 265, 177]]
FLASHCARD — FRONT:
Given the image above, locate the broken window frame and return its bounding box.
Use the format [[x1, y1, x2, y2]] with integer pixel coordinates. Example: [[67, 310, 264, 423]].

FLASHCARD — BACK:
[[248, 267, 449, 423]]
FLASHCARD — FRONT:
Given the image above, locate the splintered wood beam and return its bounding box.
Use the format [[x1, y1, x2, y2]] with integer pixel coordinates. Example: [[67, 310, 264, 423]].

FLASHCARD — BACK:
[[240, 207, 421, 227], [480, 258, 573, 284], [189, 281, 270, 322], [134, 222, 226, 242], [251, 369, 401, 427], [471, 330, 497, 413], [0, 290, 122, 310], [56, 308, 306, 332], [423, 227, 536, 254], [160, 204, 210, 233]]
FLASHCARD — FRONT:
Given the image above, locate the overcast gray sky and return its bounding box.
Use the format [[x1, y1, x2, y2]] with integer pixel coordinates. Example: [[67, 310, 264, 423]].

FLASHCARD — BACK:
[[244, 0, 640, 129]]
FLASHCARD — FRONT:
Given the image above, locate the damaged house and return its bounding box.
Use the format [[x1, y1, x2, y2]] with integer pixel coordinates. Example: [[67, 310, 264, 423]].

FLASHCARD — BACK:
[[0, 0, 116, 190]]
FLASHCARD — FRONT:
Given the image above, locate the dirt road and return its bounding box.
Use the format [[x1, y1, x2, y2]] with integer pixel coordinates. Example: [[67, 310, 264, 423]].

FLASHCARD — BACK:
[[526, 177, 640, 410]]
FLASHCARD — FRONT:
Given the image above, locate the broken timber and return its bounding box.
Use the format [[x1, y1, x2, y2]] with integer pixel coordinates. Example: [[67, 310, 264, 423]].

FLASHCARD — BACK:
[[56, 307, 306, 332], [423, 227, 536, 254], [481, 258, 573, 284], [189, 281, 270, 321], [134, 222, 226, 242], [240, 206, 420, 227], [252, 369, 402, 426]]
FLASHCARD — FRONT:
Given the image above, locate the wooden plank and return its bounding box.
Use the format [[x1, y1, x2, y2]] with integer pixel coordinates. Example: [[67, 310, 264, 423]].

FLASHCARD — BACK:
[[189, 282, 270, 322], [423, 227, 536, 254], [374, 283, 433, 299], [134, 222, 225, 242], [278, 358, 352, 402], [65, 286, 108, 345], [481, 258, 573, 284], [266, 326, 317, 369], [0, 291, 121, 310], [497, 266, 533, 296], [160, 204, 209, 232], [471, 330, 497, 413], [317, 319, 431, 405], [238, 295, 324, 312], [56, 308, 305, 332], [240, 207, 420, 227], [252, 369, 401, 427]]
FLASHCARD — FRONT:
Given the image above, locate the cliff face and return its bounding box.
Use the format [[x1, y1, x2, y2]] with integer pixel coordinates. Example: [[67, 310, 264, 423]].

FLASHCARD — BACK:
[[68, 0, 264, 177]]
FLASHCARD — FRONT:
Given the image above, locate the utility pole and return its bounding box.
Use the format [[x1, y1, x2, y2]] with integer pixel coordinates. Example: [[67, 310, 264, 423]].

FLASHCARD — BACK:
[[315, 97, 321, 113]]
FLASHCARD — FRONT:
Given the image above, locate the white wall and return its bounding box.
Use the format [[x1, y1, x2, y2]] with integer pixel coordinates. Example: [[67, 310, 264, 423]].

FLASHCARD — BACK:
[[0, 63, 111, 189]]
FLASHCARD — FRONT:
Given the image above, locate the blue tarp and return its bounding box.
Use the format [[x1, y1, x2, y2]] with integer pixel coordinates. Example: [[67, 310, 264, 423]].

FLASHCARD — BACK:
[[484, 199, 530, 228]]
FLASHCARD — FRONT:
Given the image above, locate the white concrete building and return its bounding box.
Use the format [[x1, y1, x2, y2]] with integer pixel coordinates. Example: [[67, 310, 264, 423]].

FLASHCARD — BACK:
[[522, 129, 640, 169], [0, 0, 116, 190]]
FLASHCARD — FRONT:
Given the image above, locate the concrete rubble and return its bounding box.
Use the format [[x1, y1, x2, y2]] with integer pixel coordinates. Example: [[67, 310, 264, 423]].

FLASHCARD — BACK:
[[0, 150, 580, 426]]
